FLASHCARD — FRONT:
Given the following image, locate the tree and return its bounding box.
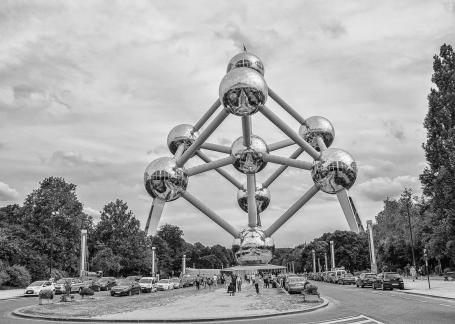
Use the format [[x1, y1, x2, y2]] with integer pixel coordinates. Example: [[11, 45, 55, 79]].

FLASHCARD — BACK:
[[90, 247, 122, 276], [420, 43, 455, 267]]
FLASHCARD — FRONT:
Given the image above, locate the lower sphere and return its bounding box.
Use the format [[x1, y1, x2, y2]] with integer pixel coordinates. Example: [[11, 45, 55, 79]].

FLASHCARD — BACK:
[[237, 184, 270, 213], [233, 227, 274, 265]]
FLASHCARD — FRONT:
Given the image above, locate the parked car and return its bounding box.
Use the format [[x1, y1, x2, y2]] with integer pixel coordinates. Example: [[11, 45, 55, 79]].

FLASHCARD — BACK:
[[125, 275, 142, 282], [98, 277, 117, 291], [284, 276, 307, 294], [181, 275, 194, 287], [110, 280, 141, 296], [356, 273, 376, 288], [338, 273, 356, 285], [332, 269, 347, 284], [139, 277, 157, 293], [324, 271, 336, 283], [54, 278, 73, 295], [372, 272, 404, 290], [84, 279, 100, 292], [69, 278, 86, 293], [170, 277, 183, 289], [24, 281, 55, 296], [155, 279, 174, 291]]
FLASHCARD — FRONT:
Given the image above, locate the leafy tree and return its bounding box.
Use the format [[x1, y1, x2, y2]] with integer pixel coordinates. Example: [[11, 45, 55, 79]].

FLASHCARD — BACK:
[[90, 246, 122, 276], [420, 43, 455, 267]]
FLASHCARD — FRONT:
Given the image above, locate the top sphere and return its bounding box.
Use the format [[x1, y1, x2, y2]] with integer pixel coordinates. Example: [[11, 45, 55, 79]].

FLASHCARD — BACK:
[[219, 68, 268, 116], [311, 148, 357, 194], [227, 52, 264, 76], [144, 157, 188, 201], [167, 124, 199, 155], [299, 116, 335, 151]]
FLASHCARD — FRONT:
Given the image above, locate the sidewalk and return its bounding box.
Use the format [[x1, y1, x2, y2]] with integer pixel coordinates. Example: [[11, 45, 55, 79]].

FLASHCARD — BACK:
[[0, 289, 23, 300], [402, 278, 455, 300]]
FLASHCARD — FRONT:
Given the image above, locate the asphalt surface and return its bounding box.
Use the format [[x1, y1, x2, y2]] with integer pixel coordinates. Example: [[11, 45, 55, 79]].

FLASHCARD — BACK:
[[1, 281, 454, 324]]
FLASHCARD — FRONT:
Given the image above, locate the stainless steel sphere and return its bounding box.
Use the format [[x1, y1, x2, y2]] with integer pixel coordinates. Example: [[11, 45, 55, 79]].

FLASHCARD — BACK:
[[237, 184, 271, 213], [299, 116, 335, 151], [311, 148, 357, 194], [227, 52, 264, 76], [233, 227, 274, 265], [167, 124, 199, 155], [144, 157, 188, 201], [231, 135, 268, 174], [219, 67, 268, 116]]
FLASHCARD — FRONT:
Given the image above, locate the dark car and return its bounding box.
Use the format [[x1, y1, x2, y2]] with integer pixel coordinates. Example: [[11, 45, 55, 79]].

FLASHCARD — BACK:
[[338, 273, 356, 285], [98, 277, 117, 291], [110, 280, 141, 296], [284, 276, 307, 294], [84, 279, 101, 292], [356, 273, 376, 288], [372, 272, 404, 290]]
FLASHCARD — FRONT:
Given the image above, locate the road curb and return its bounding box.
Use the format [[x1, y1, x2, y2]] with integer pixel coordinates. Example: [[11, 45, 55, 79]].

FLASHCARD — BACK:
[[12, 298, 329, 323], [395, 290, 455, 301]]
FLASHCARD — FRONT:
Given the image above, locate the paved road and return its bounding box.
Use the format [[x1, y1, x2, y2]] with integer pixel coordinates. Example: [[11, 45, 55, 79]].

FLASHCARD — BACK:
[[1, 281, 454, 323]]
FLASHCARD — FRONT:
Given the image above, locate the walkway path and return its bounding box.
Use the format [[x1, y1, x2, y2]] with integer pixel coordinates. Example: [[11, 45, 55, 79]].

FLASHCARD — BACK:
[[402, 278, 455, 299]]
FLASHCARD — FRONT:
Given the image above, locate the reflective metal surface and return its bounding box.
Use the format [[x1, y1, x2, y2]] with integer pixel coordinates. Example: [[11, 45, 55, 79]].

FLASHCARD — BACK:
[[227, 52, 265, 75], [311, 148, 357, 194], [167, 124, 199, 155], [219, 68, 268, 116], [233, 227, 274, 265], [299, 116, 334, 151], [144, 157, 188, 201], [237, 184, 271, 213], [231, 135, 268, 174]]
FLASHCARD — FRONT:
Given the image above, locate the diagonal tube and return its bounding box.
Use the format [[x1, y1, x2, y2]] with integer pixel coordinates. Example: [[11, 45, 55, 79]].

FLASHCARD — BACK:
[[200, 143, 231, 154], [247, 174, 258, 227], [196, 151, 243, 189], [267, 139, 295, 151], [336, 189, 360, 233], [265, 185, 320, 237], [268, 87, 306, 125], [144, 198, 166, 236], [242, 116, 252, 147], [182, 191, 238, 238], [316, 137, 327, 151], [186, 156, 235, 176], [174, 144, 185, 159], [260, 105, 321, 160], [193, 99, 221, 132], [262, 153, 313, 170], [262, 147, 304, 188], [176, 109, 229, 167]]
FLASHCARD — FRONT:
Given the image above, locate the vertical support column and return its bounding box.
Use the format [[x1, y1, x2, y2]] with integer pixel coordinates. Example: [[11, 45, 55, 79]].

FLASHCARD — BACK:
[[324, 252, 328, 272], [182, 254, 186, 275], [152, 247, 156, 276], [367, 221, 378, 273], [312, 249, 316, 273], [317, 258, 321, 272], [330, 241, 335, 270], [247, 174, 258, 228], [80, 229, 87, 278]]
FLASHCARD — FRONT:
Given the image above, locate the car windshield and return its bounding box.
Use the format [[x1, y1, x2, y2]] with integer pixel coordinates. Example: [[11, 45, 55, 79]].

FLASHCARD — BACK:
[[56, 278, 72, 284], [98, 279, 109, 283], [365, 274, 376, 278], [158, 279, 169, 283], [29, 281, 45, 287], [139, 279, 153, 283], [171, 278, 180, 282], [385, 273, 401, 278], [288, 277, 301, 282], [116, 280, 132, 286]]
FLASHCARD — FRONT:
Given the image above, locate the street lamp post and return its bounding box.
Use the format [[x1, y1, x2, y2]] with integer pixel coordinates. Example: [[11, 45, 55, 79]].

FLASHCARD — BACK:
[[49, 211, 59, 279], [405, 196, 416, 270]]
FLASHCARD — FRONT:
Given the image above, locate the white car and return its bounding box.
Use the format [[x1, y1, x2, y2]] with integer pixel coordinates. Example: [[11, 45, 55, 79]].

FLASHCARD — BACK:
[[155, 279, 174, 291], [139, 277, 157, 293], [24, 280, 55, 296]]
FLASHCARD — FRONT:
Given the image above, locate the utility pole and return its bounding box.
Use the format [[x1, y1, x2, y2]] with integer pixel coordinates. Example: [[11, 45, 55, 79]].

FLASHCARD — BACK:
[[312, 249, 316, 273], [330, 241, 335, 270], [424, 248, 430, 289], [151, 247, 156, 276]]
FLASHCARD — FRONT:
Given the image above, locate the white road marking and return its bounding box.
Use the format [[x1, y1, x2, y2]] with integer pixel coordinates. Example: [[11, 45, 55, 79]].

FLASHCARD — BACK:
[[307, 314, 384, 324]]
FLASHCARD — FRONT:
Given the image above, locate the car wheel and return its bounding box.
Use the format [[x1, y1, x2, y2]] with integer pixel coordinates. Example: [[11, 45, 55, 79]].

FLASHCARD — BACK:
[[372, 284, 376, 290], [79, 288, 82, 294], [390, 287, 393, 291], [381, 283, 385, 290]]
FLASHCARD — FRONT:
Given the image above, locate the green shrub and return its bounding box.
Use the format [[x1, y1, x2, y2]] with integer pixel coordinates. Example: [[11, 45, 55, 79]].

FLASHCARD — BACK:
[[305, 284, 318, 295], [6, 265, 31, 288], [39, 289, 54, 299], [79, 287, 94, 297], [0, 270, 10, 286]]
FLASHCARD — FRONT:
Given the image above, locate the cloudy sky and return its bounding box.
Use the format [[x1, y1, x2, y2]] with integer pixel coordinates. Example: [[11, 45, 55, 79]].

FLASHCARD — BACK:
[[1, 0, 454, 247]]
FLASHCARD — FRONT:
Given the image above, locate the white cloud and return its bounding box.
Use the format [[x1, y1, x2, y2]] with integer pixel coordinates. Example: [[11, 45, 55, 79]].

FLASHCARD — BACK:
[[0, 181, 19, 202], [358, 175, 421, 201], [83, 206, 101, 222]]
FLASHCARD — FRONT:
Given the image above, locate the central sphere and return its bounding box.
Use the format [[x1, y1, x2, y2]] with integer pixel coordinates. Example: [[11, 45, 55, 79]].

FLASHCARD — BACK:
[[237, 184, 271, 213], [299, 116, 335, 152], [231, 135, 268, 174], [232, 227, 274, 265], [167, 124, 199, 155], [144, 157, 188, 201], [311, 148, 357, 194], [219, 67, 268, 116], [227, 52, 265, 75]]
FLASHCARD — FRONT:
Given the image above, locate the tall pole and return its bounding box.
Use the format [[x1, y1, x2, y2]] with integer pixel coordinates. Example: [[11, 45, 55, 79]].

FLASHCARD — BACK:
[[330, 241, 335, 270], [80, 229, 87, 278], [182, 254, 186, 275], [151, 247, 156, 276], [367, 220, 378, 273], [312, 249, 316, 273], [406, 200, 416, 269], [324, 252, 328, 271]]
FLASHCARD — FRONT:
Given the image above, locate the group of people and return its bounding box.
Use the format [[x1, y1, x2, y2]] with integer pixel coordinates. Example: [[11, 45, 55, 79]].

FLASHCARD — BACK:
[[194, 274, 222, 290]]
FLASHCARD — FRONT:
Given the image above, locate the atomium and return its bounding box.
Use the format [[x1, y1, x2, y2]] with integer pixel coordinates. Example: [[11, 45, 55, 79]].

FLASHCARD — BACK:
[[237, 184, 270, 213], [144, 157, 188, 202], [219, 67, 268, 116], [143, 49, 361, 266], [231, 135, 268, 174], [299, 116, 335, 151], [311, 148, 357, 194]]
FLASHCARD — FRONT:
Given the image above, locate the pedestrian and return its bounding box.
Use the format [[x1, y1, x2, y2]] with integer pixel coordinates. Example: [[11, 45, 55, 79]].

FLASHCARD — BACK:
[[213, 274, 218, 287], [236, 275, 242, 292], [220, 274, 225, 286], [227, 281, 235, 296], [195, 275, 200, 290], [254, 273, 260, 294]]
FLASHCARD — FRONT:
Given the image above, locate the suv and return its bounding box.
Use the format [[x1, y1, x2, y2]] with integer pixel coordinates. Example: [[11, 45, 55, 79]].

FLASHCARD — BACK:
[[356, 273, 376, 288], [372, 272, 404, 290], [338, 273, 355, 285], [98, 277, 117, 291], [139, 277, 157, 293]]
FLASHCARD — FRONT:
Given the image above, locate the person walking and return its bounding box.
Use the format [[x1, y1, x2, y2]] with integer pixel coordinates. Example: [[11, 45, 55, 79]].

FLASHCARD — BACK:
[[254, 273, 260, 294], [195, 275, 200, 290], [236, 275, 242, 292]]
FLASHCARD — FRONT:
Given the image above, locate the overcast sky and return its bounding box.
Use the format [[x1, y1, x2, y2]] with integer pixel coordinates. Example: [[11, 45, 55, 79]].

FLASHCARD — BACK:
[[1, 0, 454, 247]]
